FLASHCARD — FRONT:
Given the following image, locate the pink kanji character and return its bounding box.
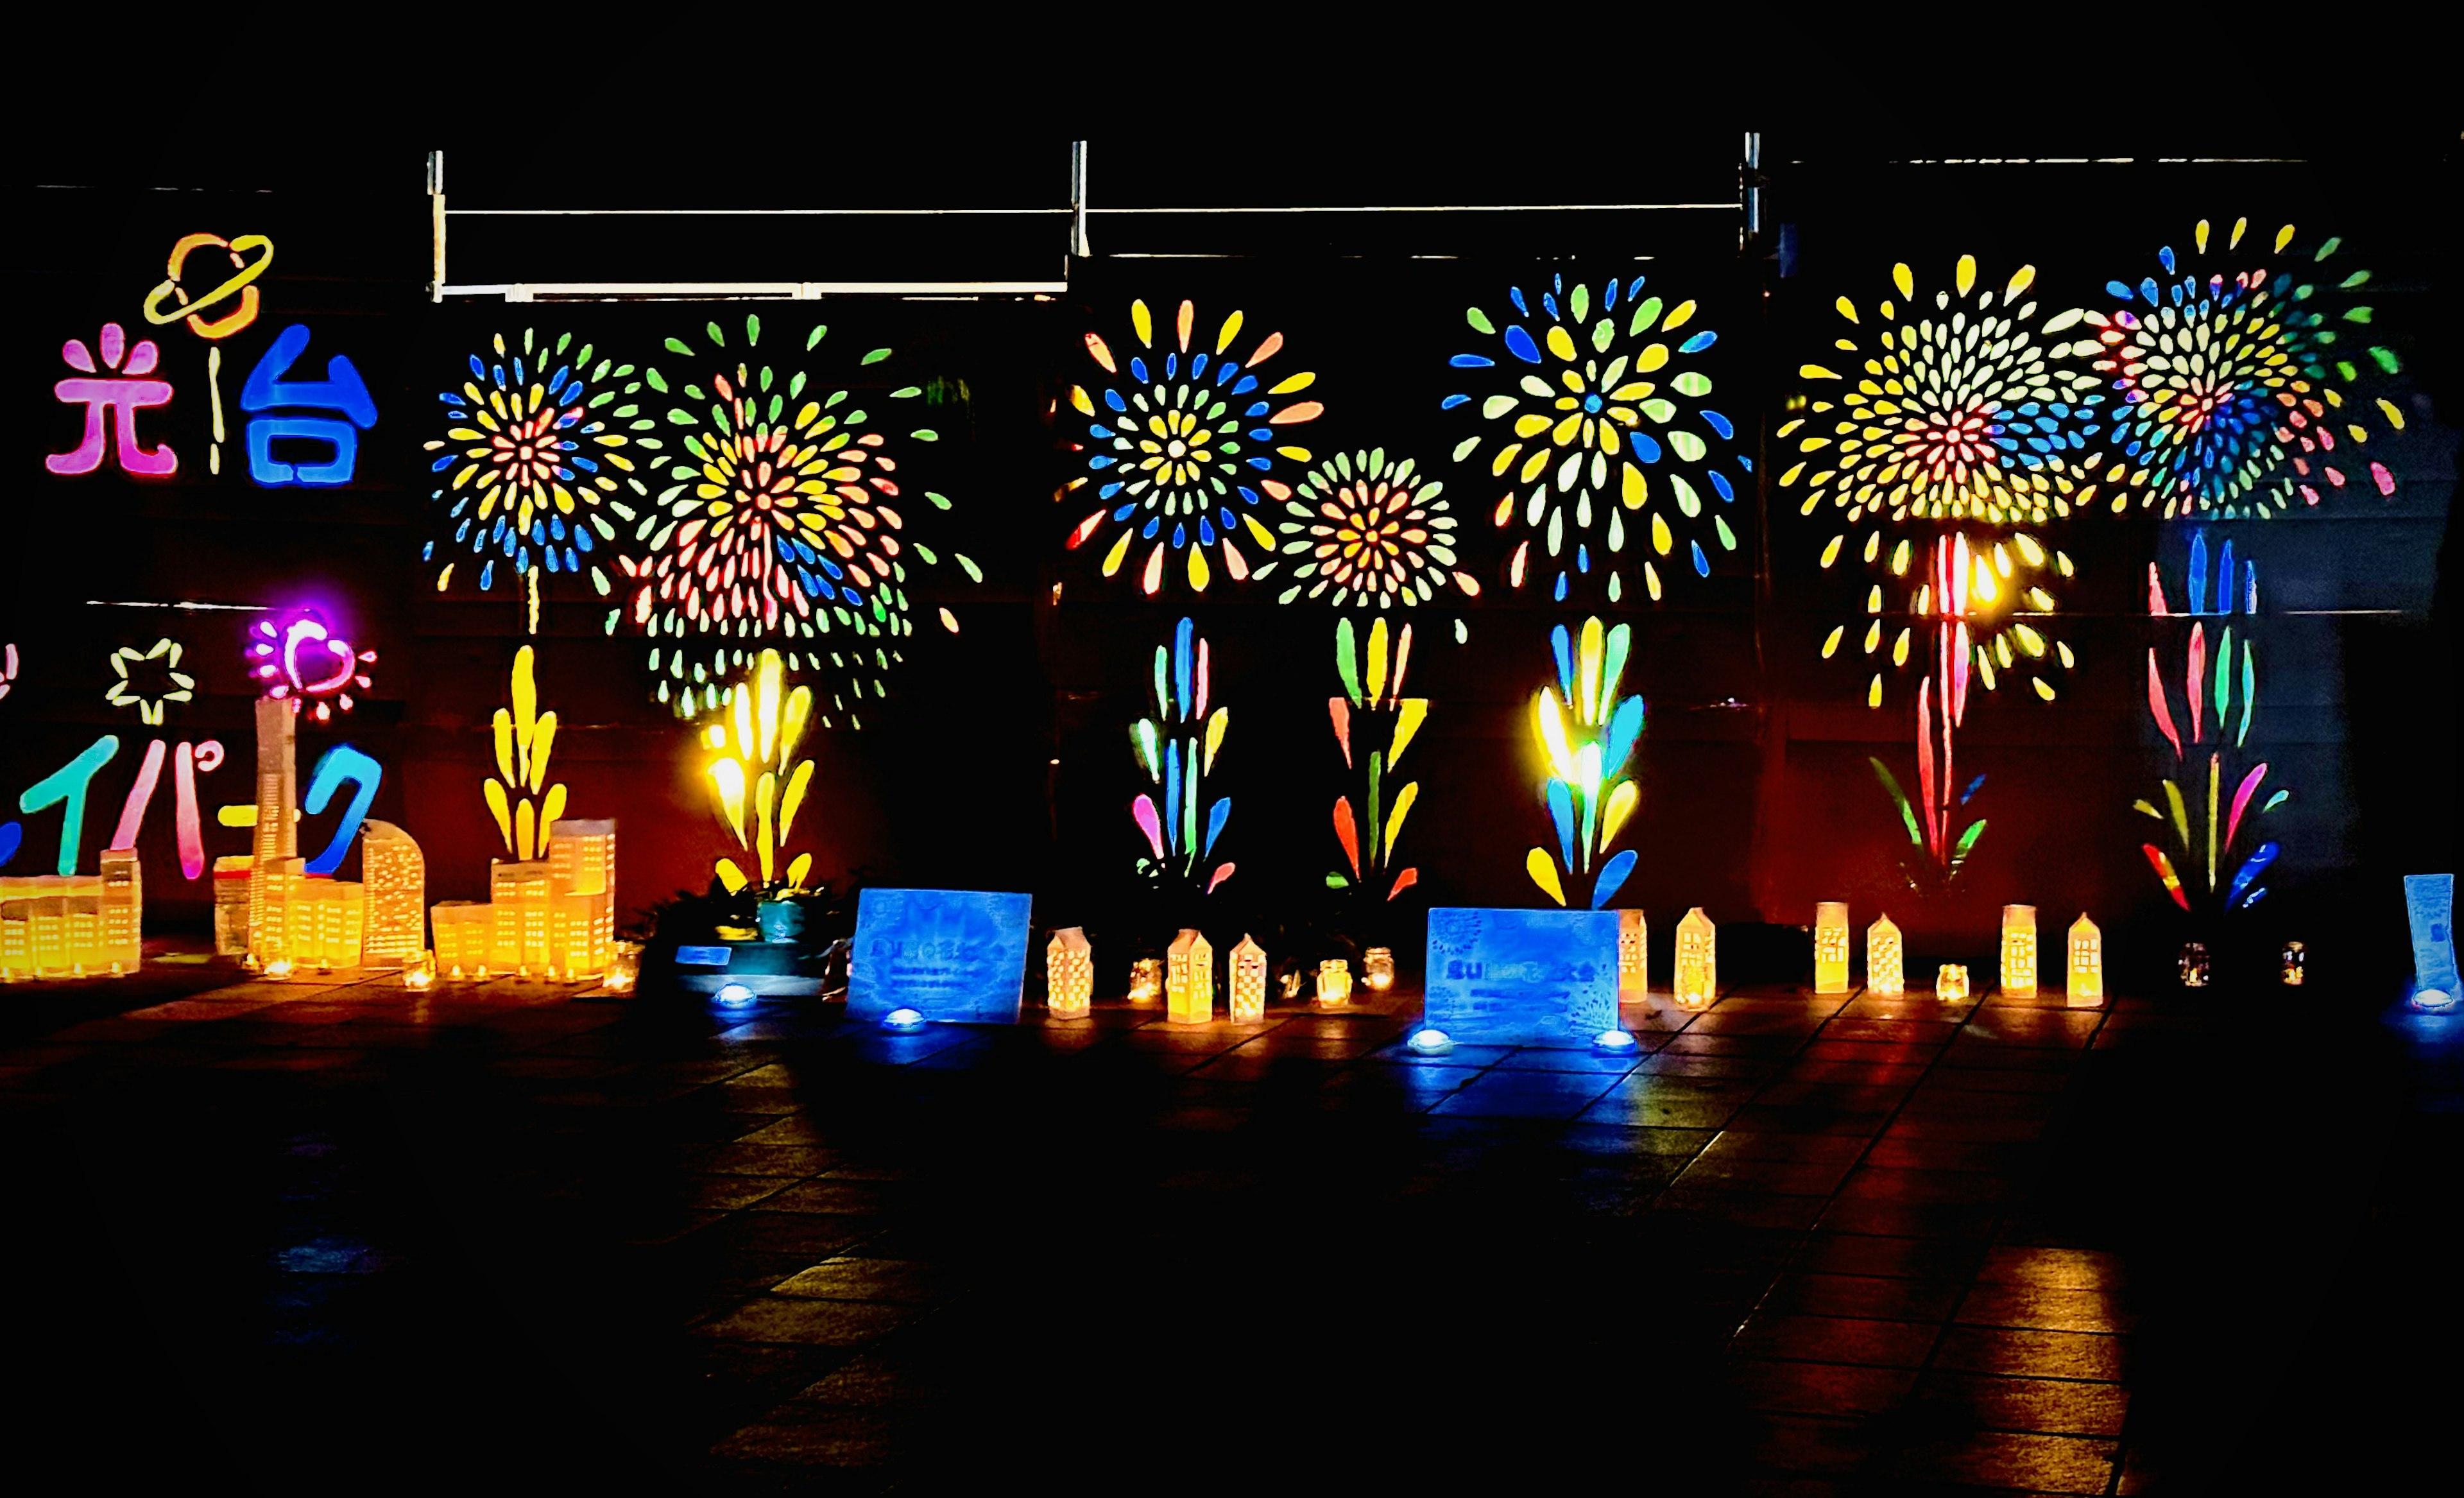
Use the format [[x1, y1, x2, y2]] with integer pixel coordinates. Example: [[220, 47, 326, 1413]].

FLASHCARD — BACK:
[[49, 323, 176, 476]]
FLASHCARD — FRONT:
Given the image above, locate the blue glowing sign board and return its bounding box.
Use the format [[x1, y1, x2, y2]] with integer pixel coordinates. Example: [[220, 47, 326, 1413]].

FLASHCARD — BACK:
[[676, 945, 732, 969], [1423, 907, 1619, 1047], [849, 888, 1032, 1026], [2404, 874, 2458, 1002]]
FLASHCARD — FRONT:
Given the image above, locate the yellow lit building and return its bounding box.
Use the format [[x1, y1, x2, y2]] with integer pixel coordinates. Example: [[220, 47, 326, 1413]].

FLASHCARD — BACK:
[[0, 851, 144, 979], [434, 820, 618, 982], [213, 855, 253, 956], [431, 901, 491, 977], [360, 820, 425, 965]]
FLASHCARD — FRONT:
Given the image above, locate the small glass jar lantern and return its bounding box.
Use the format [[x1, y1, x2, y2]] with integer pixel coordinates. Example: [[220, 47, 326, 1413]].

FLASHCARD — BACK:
[[1813, 902, 1851, 995], [404, 948, 437, 991], [2178, 941, 2210, 988], [1315, 958, 1352, 1005], [1166, 928, 1214, 1024], [1935, 963, 1970, 1002], [1867, 914, 1904, 997], [1229, 935, 1267, 1022], [1999, 904, 2038, 998], [1362, 947, 1396, 992], [1617, 908, 1650, 997], [1047, 927, 1093, 1019], [2280, 941, 2306, 987], [2065, 915, 2102, 1008], [1128, 958, 1163, 1004], [1674, 908, 1716, 1010], [604, 942, 641, 995]]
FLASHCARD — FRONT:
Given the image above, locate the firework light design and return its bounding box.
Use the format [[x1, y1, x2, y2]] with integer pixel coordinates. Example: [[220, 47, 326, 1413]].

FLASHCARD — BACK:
[[1064, 298, 1322, 596], [1786, 255, 2107, 712], [1525, 617, 1643, 909], [424, 330, 658, 633], [1254, 448, 1479, 610], [2135, 530, 2286, 913], [1443, 273, 1749, 603], [1326, 617, 1427, 902], [617, 316, 970, 725], [1129, 617, 1234, 894], [2085, 218, 2407, 520]]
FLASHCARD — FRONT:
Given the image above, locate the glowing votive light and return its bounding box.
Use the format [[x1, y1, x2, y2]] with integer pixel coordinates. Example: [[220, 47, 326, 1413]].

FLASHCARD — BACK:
[[1407, 1028, 1453, 1056], [2178, 942, 2210, 988], [2413, 987, 2458, 1013], [2000, 905, 2038, 997], [1046, 926, 1093, 1019], [2066, 914, 2102, 1008], [1167, 928, 1214, 1024], [1813, 901, 1850, 994], [2280, 941, 2306, 987], [1868, 914, 1904, 997], [604, 941, 641, 995], [404, 949, 436, 990], [1935, 964, 1970, 1002], [1362, 946, 1396, 992], [1315, 958, 1353, 1005], [1128, 958, 1162, 1004], [1591, 1028, 1639, 1055], [715, 982, 755, 1006], [1674, 908, 1716, 1010], [1618, 908, 1649, 997], [1229, 935, 1267, 1022], [883, 1006, 927, 1031]]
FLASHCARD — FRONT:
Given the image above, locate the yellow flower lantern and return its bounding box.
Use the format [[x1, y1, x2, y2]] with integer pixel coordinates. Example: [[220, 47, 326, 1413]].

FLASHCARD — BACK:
[[1674, 908, 1716, 1010], [1867, 914, 1904, 997], [2000, 904, 2038, 997], [2066, 914, 2102, 1008], [1813, 901, 1851, 995], [1229, 935, 1267, 1022], [1047, 927, 1093, 1019], [1167, 928, 1214, 1024]]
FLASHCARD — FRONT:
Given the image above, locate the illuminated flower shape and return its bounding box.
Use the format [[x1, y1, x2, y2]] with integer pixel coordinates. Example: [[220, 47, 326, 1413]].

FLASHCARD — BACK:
[[425, 329, 658, 633], [1443, 273, 1747, 603], [1525, 617, 1643, 910], [620, 316, 964, 725], [1256, 449, 1478, 609], [703, 648, 817, 897], [1786, 255, 2105, 709], [105, 637, 196, 725], [2085, 218, 2406, 520], [1063, 298, 1321, 596], [247, 607, 375, 723]]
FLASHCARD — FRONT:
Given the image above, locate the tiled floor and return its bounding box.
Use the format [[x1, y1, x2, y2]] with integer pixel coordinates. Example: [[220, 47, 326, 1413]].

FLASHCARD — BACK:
[[9, 963, 2457, 1492]]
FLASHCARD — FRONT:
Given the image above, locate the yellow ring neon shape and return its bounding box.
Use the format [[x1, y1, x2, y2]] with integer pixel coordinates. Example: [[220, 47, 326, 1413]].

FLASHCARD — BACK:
[[142, 233, 275, 340]]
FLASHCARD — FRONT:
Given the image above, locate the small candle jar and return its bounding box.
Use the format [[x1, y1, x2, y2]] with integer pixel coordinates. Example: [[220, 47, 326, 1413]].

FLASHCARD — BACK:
[[1362, 947, 1395, 992], [1935, 963, 1970, 1002], [2279, 941, 2306, 987], [604, 941, 641, 995], [404, 949, 437, 990], [1128, 958, 1163, 1004], [1315, 959, 1352, 1005], [2178, 941, 2211, 988]]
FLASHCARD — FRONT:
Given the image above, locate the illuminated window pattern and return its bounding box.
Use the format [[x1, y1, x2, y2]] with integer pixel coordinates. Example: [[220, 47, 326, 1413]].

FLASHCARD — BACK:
[[248, 607, 375, 723], [424, 329, 660, 633], [1525, 618, 1643, 909], [1255, 448, 1479, 610], [1443, 274, 1747, 603], [2087, 219, 2404, 519], [488, 646, 566, 864], [1130, 617, 1233, 894], [2134, 530, 2284, 913], [1065, 299, 1321, 596], [105, 638, 196, 725], [703, 648, 817, 897], [620, 316, 963, 725], [1326, 617, 1426, 902]]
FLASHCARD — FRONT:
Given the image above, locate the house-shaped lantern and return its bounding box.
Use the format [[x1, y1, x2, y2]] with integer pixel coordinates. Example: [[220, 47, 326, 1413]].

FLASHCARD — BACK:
[[2000, 904, 2038, 998], [1814, 902, 1851, 995], [2066, 914, 2102, 1008], [1868, 914, 1904, 997], [1618, 908, 1650, 997], [1167, 928, 1214, 1024], [1229, 935, 1267, 1022], [1674, 908, 1716, 1010], [1047, 926, 1093, 1019]]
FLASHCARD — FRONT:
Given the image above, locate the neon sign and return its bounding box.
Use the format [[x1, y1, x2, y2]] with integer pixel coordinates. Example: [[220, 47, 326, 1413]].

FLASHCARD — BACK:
[[247, 607, 375, 721]]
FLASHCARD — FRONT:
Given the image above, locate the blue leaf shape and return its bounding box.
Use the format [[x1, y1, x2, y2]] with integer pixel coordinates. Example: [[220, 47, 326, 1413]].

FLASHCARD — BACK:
[[1204, 798, 1230, 858], [0, 820, 20, 870], [1551, 624, 1573, 702], [1504, 325, 1542, 365], [1691, 540, 1709, 577], [1602, 696, 1645, 780], [1591, 848, 1638, 909], [2226, 841, 2279, 907], [1629, 431, 1663, 463], [1164, 750, 1183, 853], [1173, 617, 1194, 718], [1961, 773, 1986, 805], [1546, 779, 1577, 872]]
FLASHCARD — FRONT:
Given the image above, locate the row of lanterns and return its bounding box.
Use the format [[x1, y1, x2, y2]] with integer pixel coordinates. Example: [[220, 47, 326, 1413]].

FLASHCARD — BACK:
[[1044, 926, 1392, 1024]]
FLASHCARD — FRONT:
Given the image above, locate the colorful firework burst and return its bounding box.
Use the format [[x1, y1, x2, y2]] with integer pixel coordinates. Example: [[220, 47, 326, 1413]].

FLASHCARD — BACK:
[[617, 316, 968, 725], [1063, 298, 1322, 596], [1442, 273, 1748, 603], [424, 330, 658, 633], [1786, 255, 2107, 711], [1254, 448, 1480, 610], [2085, 218, 2408, 520]]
